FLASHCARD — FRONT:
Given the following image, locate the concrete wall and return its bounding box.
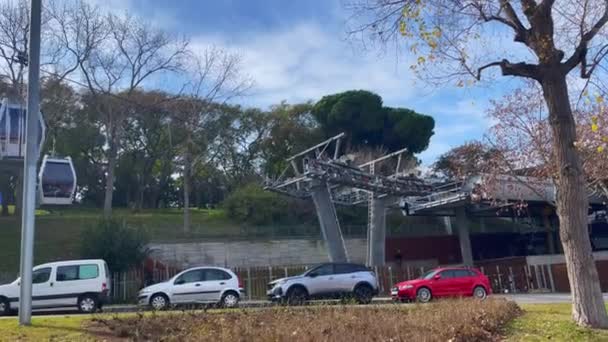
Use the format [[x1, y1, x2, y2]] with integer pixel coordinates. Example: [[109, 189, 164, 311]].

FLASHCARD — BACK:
[[149, 238, 369, 268], [526, 251, 608, 266]]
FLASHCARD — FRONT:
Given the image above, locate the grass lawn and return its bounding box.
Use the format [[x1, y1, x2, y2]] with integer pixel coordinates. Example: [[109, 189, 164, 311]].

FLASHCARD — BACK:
[[0, 315, 92, 341], [506, 303, 608, 341]]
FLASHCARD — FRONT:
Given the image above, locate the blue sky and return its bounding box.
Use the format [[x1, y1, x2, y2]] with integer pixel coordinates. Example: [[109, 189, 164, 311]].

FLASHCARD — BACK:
[[97, 0, 525, 166]]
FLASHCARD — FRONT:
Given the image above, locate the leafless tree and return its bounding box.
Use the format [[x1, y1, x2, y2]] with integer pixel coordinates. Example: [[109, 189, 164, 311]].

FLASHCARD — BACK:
[[0, 0, 29, 98], [49, 1, 188, 218], [172, 47, 252, 233], [346, 0, 608, 328]]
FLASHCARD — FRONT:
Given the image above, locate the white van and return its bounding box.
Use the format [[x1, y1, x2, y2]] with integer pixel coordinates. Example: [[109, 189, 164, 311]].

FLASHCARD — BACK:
[[0, 259, 110, 315]]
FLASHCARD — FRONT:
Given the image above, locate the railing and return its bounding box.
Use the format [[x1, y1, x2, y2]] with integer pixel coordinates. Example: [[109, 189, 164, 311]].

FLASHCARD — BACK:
[[108, 264, 450, 303]]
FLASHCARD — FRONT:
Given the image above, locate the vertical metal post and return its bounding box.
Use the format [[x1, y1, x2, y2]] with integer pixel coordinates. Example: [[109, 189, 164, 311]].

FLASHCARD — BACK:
[[18, 0, 41, 326], [368, 197, 387, 266], [496, 266, 503, 292], [123, 272, 127, 301], [247, 267, 252, 301], [455, 207, 473, 266], [508, 267, 515, 293], [540, 265, 548, 290], [547, 265, 556, 293]]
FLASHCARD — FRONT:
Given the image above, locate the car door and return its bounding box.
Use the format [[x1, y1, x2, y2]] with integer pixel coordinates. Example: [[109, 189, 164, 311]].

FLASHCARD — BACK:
[[53, 263, 101, 307], [334, 264, 361, 294], [305, 264, 337, 297], [199, 269, 232, 302], [452, 269, 475, 296], [430, 270, 454, 297], [170, 269, 205, 304], [31, 267, 54, 309]]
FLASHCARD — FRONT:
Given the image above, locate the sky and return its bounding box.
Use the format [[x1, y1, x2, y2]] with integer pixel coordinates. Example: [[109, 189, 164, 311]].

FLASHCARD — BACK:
[[95, 0, 524, 166]]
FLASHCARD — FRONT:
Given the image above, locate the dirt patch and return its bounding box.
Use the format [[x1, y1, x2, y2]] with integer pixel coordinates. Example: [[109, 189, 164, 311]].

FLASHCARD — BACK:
[[87, 299, 521, 342]]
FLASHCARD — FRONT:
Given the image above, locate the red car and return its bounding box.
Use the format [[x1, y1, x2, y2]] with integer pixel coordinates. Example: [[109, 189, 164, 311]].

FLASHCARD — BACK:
[[391, 267, 491, 303]]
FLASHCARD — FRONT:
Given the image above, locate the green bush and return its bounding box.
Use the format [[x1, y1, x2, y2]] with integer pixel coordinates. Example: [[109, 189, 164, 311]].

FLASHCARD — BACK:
[[223, 184, 290, 225], [80, 219, 149, 273]]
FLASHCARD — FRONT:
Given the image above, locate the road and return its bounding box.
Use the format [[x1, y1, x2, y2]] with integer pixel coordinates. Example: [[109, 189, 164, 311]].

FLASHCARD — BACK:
[[1, 293, 604, 320]]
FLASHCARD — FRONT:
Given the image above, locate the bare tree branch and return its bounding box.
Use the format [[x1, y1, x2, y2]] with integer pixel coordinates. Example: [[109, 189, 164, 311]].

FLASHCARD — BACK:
[[564, 0, 608, 74]]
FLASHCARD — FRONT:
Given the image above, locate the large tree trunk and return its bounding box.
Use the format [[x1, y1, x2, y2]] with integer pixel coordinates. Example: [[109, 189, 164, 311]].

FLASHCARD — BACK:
[[541, 73, 608, 328], [103, 139, 118, 219], [183, 149, 192, 234]]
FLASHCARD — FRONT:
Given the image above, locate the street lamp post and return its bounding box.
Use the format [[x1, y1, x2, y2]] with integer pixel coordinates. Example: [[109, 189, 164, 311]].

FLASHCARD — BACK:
[[18, 0, 41, 326]]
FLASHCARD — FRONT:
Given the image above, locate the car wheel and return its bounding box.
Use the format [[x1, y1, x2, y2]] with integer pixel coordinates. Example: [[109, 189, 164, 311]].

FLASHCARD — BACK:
[[287, 286, 308, 306], [0, 298, 10, 316], [78, 295, 98, 314], [150, 294, 169, 311], [221, 291, 239, 308], [416, 287, 432, 303], [473, 286, 487, 300], [353, 284, 373, 304]]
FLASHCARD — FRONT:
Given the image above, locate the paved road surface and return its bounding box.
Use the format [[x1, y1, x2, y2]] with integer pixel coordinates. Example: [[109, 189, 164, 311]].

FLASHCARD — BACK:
[[1, 293, 605, 320]]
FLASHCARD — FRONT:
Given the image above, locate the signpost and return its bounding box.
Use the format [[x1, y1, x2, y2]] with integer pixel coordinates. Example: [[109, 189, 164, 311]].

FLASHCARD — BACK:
[[18, 0, 41, 326]]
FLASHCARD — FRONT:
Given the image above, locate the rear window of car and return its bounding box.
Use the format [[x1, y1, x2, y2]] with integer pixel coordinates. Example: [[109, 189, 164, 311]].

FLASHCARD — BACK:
[[204, 269, 232, 281], [56, 264, 99, 281]]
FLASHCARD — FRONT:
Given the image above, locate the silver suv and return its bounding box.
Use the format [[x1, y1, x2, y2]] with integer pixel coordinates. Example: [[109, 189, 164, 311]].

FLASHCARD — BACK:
[[267, 263, 379, 305]]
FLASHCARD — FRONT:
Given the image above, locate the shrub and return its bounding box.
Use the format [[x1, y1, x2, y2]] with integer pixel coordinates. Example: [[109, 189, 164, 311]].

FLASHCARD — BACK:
[[90, 298, 521, 341], [222, 183, 291, 225], [80, 219, 149, 274]]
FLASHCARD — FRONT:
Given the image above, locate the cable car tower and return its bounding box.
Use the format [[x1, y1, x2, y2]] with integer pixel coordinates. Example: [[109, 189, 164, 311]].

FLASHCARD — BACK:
[[264, 133, 432, 265]]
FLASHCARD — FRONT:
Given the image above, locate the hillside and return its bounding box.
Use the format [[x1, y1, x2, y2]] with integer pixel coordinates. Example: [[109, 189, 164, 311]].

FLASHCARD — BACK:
[[0, 207, 316, 278]]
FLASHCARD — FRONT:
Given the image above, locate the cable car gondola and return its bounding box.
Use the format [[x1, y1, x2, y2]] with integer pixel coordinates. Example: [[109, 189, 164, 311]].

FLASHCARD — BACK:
[[0, 98, 46, 159], [38, 155, 76, 205]]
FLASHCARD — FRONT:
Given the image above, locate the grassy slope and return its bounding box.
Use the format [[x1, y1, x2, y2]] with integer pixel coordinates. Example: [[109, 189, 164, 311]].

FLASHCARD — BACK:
[[0, 207, 243, 277]]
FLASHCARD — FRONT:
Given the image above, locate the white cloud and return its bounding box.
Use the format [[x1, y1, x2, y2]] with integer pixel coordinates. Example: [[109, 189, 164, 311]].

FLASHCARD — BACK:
[[189, 22, 420, 108]]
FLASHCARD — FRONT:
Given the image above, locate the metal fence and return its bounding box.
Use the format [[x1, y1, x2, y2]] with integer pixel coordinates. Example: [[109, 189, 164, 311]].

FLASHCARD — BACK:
[[109, 264, 458, 303]]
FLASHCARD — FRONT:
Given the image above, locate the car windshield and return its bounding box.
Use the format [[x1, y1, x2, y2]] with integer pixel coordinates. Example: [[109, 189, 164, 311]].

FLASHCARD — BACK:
[[420, 270, 439, 280]]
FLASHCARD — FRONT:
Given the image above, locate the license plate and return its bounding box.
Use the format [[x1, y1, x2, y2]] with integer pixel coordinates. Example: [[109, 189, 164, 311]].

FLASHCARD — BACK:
[[391, 290, 398, 296]]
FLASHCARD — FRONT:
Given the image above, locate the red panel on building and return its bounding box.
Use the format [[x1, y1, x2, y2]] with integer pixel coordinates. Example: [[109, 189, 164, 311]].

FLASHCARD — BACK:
[[385, 236, 462, 264]]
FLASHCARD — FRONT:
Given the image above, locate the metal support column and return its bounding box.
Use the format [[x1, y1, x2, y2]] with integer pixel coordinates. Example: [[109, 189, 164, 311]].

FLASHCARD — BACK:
[[368, 196, 387, 266], [18, 0, 41, 326], [310, 181, 348, 262], [455, 206, 474, 266]]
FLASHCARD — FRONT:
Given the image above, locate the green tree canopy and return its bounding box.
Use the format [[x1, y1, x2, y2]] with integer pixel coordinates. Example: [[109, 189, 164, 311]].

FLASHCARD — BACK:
[[311, 90, 434, 153]]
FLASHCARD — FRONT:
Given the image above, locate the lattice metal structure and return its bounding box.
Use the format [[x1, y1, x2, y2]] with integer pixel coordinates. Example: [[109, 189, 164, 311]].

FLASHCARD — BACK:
[[264, 134, 432, 202], [264, 133, 432, 265]]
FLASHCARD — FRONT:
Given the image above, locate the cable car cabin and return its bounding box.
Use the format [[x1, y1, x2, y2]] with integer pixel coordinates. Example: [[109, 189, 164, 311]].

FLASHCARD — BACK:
[[0, 98, 46, 159], [38, 155, 76, 205]]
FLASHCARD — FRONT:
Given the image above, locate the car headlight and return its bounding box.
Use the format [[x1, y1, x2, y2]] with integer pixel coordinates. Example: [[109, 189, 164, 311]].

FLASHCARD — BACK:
[[139, 288, 151, 294], [399, 284, 414, 290]]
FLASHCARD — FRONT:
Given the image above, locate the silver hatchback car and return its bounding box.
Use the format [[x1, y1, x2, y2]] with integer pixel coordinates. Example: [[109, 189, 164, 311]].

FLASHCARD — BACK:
[[267, 263, 379, 305]]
